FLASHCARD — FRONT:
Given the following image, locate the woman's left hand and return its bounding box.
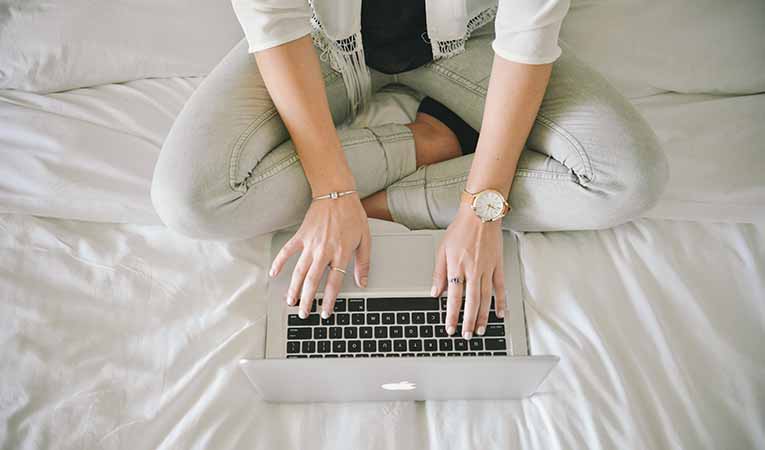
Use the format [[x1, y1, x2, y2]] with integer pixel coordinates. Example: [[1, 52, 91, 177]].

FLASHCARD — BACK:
[[431, 202, 506, 339]]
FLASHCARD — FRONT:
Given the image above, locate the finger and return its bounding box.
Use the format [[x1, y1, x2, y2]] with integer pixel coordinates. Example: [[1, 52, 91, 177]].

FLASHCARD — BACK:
[[445, 259, 464, 336], [286, 251, 312, 307], [431, 246, 447, 298], [354, 229, 371, 288], [270, 237, 302, 278], [322, 252, 352, 318], [299, 257, 329, 318], [462, 271, 480, 339], [475, 272, 493, 335], [493, 261, 507, 319]]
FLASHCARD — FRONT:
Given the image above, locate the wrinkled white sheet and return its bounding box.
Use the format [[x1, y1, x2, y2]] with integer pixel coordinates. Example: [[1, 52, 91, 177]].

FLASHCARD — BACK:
[[1, 214, 763, 450]]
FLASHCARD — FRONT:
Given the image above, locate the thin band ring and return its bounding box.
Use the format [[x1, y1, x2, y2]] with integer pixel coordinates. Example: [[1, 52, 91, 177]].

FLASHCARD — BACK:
[[448, 276, 464, 285], [329, 266, 347, 275]]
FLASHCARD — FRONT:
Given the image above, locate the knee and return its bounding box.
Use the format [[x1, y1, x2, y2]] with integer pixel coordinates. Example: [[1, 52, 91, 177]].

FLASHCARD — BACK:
[[150, 154, 222, 240], [593, 122, 669, 227]]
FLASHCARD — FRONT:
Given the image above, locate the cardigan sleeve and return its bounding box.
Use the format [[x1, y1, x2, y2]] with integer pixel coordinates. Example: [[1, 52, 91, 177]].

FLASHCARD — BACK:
[[491, 0, 570, 65], [230, 0, 313, 53]]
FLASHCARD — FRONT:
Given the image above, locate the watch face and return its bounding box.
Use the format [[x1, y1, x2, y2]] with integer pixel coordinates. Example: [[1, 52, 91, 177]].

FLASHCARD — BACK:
[[472, 190, 505, 221]]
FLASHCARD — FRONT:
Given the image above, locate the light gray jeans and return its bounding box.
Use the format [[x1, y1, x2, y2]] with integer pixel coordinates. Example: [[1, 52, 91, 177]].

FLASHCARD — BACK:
[[151, 30, 668, 241]]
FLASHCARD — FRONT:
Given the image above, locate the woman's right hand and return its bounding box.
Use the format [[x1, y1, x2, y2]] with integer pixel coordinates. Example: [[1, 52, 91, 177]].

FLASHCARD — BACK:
[[268, 193, 371, 319]]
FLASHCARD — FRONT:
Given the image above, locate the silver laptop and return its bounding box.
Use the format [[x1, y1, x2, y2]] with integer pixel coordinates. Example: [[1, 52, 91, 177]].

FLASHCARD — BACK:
[[240, 220, 558, 402]]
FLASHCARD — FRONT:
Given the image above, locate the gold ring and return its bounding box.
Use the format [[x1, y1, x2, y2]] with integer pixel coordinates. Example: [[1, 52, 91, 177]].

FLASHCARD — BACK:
[[329, 266, 347, 274]]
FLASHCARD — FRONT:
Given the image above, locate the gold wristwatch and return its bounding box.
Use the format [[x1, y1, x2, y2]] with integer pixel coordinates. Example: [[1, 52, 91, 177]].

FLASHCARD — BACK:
[[460, 188, 510, 222]]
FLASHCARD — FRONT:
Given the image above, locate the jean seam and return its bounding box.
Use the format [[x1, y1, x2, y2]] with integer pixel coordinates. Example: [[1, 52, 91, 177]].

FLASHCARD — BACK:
[[421, 59, 595, 185], [533, 113, 595, 183], [231, 69, 344, 192]]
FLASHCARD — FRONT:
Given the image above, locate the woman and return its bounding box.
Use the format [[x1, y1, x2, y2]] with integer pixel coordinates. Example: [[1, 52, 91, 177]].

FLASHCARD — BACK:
[[151, 0, 668, 340]]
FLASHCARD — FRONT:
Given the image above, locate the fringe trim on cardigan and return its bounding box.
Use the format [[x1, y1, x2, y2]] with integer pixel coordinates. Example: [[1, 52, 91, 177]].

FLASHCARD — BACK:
[[431, 6, 497, 60]]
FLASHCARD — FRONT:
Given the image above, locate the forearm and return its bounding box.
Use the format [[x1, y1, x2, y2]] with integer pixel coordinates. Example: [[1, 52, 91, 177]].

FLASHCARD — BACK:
[[466, 56, 552, 198], [254, 34, 355, 195]]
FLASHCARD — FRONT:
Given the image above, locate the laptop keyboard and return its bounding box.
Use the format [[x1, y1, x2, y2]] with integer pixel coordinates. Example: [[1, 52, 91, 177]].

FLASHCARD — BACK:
[[285, 297, 508, 358]]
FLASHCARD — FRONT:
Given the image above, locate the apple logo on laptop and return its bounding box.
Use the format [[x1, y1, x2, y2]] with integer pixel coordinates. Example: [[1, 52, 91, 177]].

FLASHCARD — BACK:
[[381, 381, 416, 391]]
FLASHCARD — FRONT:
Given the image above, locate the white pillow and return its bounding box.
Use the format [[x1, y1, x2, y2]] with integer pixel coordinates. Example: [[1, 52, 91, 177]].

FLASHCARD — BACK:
[[561, 0, 765, 98], [0, 0, 244, 93]]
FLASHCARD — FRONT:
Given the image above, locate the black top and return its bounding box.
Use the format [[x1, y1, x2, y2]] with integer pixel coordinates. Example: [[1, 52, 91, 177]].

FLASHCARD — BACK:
[[360, 0, 432, 74]]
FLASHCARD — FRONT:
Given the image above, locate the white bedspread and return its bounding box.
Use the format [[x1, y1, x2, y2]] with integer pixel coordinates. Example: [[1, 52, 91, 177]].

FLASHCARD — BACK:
[[1, 213, 762, 450]]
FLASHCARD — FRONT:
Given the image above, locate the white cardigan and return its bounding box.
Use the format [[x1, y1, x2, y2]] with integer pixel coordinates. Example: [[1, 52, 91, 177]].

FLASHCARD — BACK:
[[231, 0, 569, 116]]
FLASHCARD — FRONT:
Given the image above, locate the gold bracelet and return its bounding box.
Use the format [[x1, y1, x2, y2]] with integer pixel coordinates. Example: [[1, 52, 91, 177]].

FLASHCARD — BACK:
[[312, 190, 357, 201]]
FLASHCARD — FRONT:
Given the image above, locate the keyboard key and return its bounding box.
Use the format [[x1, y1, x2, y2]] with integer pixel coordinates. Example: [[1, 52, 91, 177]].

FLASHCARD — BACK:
[[431, 352, 446, 357], [313, 327, 327, 339], [412, 312, 425, 324], [393, 340, 407, 352], [325, 354, 339, 358], [485, 324, 505, 336], [310, 303, 317, 312], [424, 339, 437, 351], [287, 328, 312, 340], [320, 314, 335, 326], [333, 341, 346, 353], [462, 352, 477, 356], [435, 326, 448, 338], [287, 341, 300, 353], [348, 298, 365, 311], [355, 354, 369, 358], [379, 340, 392, 352], [484, 338, 507, 350], [318, 341, 331, 353], [309, 354, 323, 358], [287, 355, 307, 358], [363, 341, 377, 353], [374, 326, 388, 338], [371, 354, 384, 358], [440, 298, 447, 310], [288, 314, 319, 326], [488, 311, 503, 323], [382, 313, 395, 324], [351, 313, 365, 325], [367, 297, 439, 311], [419, 325, 433, 338], [336, 313, 350, 325], [416, 353, 430, 357], [367, 313, 380, 325], [340, 354, 353, 358], [360, 326, 373, 339], [490, 296, 495, 310], [455, 339, 468, 351], [408, 339, 423, 352], [427, 312, 440, 324], [402, 353, 415, 357], [301, 341, 316, 353], [390, 326, 403, 338], [396, 313, 410, 324], [348, 340, 362, 353], [344, 327, 358, 339], [334, 298, 347, 312], [478, 352, 491, 356], [439, 339, 453, 351], [329, 327, 342, 339], [492, 351, 508, 356], [469, 339, 484, 351], [405, 326, 418, 338], [385, 354, 400, 358]]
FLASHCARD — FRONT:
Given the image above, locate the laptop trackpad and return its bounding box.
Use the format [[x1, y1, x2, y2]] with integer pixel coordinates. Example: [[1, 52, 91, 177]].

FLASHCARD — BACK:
[[355, 234, 435, 292]]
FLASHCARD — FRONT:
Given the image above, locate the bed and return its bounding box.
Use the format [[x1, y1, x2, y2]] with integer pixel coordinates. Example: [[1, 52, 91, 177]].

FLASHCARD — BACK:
[[1, 1, 763, 449]]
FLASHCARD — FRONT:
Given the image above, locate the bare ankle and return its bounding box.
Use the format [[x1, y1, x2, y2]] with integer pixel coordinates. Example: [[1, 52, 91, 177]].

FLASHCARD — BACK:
[[408, 112, 462, 167]]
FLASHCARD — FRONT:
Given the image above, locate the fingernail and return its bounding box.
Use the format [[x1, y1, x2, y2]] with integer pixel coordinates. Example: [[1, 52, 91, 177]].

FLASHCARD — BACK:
[[321, 310, 329, 319], [477, 326, 486, 336], [497, 310, 505, 318], [298, 310, 307, 319], [269, 267, 275, 277], [463, 331, 472, 340], [285, 296, 292, 305], [446, 326, 455, 335], [361, 277, 368, 288], [430, 286, 438, 297]]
